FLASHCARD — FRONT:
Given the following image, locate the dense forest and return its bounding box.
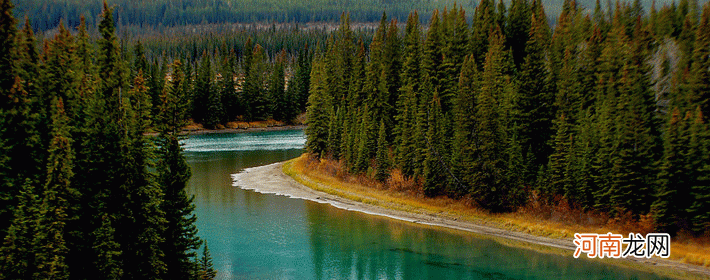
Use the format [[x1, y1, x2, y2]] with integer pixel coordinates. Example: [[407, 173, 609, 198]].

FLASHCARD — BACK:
[[0, 1, 220, 278], [14, 0, 680, 34], [2, 0, 710, 275], [305, 0, 710, 236]]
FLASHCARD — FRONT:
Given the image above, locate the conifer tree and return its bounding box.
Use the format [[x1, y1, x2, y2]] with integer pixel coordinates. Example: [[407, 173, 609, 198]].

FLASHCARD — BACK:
[[242, 44, 270, 121], [451, 55, 479, 196], [194, 52, 214, 125], [688, 109, 710, 233], [506, 0, 531, 69], [422, 94, 448, 196], [198, 242, 217, 280], [158, 60, 202, 279], [0, 182, 44, 279], [652, 108, 687, 234], [270, 50, 289, 122], [220, 49, 238, 123], [470, 0, 497, 67], [684, 5, 710, 117], [518, 3, 554, 183], [469, 27, 511, 211], [305, 58, 332, 158], [341, 40, 366, 171], [375, 120, 390, 182], [423, 10, 444, 97], [34, 98, 75, 280]]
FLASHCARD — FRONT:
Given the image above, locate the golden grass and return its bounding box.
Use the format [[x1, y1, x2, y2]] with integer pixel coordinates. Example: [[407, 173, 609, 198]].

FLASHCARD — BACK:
[[283, 154, 710, 270], [223, 119, 283, 129]]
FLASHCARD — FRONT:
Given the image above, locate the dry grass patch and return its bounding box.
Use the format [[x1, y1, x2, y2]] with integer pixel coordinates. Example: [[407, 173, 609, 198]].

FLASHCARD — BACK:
[[283, 153, 710, 269]]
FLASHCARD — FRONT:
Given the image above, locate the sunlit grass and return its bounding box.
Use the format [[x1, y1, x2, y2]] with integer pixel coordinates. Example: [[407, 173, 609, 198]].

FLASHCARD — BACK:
[[283, 154, 710, 271]]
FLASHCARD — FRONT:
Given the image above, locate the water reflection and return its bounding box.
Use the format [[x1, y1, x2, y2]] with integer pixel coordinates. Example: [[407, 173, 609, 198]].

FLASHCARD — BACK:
[[184, 130, 672, 280], [305, 200, 670, 280]]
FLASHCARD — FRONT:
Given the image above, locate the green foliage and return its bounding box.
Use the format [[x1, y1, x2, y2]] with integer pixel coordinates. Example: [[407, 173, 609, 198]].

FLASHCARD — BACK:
[[375, 119, 390, 182], [305, 58, 332, 158], [198, 242, 217, 280]]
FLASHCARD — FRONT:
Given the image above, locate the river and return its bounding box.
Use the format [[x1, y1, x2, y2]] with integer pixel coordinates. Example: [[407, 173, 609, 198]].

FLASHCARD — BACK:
[[183, 129, 673, 280]]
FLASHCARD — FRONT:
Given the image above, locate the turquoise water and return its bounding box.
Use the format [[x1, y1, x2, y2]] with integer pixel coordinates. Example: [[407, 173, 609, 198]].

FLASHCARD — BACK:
[[184, 130, 673, 280]]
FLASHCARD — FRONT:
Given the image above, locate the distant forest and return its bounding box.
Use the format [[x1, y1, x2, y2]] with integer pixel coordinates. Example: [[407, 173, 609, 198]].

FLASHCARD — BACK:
[[14, 0, 672, 33], [305, 0, 710, 237]]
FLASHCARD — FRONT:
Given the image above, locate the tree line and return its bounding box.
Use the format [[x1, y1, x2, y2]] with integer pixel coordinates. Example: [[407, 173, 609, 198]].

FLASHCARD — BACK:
[[305, 0, 710, 236], [0, 1, 217, 279], [130, 37, 313, 129], [14, 0, 670, 35]]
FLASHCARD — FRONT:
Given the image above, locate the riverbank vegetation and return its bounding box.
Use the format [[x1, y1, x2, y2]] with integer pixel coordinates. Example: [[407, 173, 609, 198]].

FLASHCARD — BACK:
[[304, 0, 710, 256], [0, 1, 216, 278], [287, 154, 710, 268]]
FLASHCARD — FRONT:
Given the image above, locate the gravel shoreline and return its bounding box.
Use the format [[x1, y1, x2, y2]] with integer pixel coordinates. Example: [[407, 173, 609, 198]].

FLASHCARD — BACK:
[[232, 161, 710, 279]]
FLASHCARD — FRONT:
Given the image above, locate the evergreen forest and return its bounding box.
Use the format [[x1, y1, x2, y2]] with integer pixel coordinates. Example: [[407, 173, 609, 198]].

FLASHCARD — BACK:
[[305, 0, 710, 237], [2, 0, 710, 276], [0, 1, 220, 278]]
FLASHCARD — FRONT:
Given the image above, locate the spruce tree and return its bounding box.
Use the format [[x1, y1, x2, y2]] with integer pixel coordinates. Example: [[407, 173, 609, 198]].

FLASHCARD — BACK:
[[198, 242, 217, 280], [506, 0, 532, 69], [194, 52, 214, 125], [34, 97, 75, 280], [305, 58, 332, 158], [0, 182, 44, 279], [375, 120, 390, 182], [518, 6, 554, 184], [451, 55, 479, 196], [242, 44, 270, 121], [652, 108, 687, 234], [423, 94, 448, 196], [469, 27, 511, 211], [220, 49, 238, 123], [270, 50, 289, 122], [394, 12, 423, 178], [158, 60, 202, 279]]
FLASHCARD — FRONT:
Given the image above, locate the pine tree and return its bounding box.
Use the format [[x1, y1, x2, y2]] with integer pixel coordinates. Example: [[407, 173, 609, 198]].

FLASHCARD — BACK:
[[0, 0, 16, 94], [688, 109, 710, 233], [242, 44, 270, 121], [354, 106, 377, 174], [518, 4, 554, 184], [341, 40, 366, 171], [422, 94, 448, 196], [305, 58, 332, 158], [471, 0, 497, 67], [158, 60, 202, 279], [194, 52, 214, 125], [469, 27, 511, 211], [423, 10, 444, 97], [0, 182, 44, 279], [34, 97, 75, 280], [451, 55, 479, 196], [374, 120, 390, 182], [220, 49, 238, 123], [198, 242, 217, 280], [506, 0, 531, 69], [270, 50, 289, 122], [652, 108, 687, 234], [394, 12, 423, 178], [684, 5, 710, 118]]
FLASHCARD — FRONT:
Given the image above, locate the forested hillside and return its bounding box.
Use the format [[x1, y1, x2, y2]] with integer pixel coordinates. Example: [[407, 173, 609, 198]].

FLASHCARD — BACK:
[[305, 0, 710, 236], [14, 0, 677, 33], [0, 1, 218, 278]]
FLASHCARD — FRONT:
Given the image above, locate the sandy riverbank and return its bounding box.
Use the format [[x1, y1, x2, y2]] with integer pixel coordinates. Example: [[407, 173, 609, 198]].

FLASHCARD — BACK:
[[232, 161, 710, 279]]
